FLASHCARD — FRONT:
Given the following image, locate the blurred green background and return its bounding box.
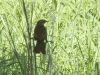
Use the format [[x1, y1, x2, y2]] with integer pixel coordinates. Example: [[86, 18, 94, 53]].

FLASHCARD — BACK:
[[0, 0, 100, 75]]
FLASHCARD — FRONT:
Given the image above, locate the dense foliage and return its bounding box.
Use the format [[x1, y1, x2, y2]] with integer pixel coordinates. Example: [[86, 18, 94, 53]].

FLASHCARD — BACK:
[[0, 0, 100, 75]]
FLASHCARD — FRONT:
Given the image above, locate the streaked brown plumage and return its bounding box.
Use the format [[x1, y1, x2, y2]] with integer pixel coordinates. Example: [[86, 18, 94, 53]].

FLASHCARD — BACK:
[[34, 19, 47, 54]]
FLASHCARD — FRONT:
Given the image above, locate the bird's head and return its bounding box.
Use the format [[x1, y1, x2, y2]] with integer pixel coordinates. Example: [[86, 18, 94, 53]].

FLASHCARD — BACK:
[[37, 19, 48, 25]]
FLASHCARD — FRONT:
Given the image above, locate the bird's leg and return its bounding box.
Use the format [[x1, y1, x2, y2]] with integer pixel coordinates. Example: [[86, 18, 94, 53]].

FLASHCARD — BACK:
[[45, 39, 53, 43]]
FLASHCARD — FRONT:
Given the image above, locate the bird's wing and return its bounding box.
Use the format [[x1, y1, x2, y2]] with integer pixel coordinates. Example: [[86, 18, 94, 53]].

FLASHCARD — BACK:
[[34, 25, 47, 41]]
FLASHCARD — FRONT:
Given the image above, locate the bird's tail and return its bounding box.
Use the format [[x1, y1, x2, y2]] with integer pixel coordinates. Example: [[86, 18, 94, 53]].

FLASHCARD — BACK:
[[34, 41, 46, 54]]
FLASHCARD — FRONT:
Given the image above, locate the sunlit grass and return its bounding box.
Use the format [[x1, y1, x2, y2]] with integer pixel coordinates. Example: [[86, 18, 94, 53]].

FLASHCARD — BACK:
[[0, 0, 100, 75]]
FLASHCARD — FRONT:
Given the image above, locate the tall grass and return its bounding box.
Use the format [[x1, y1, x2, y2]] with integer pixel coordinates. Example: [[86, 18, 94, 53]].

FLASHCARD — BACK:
[[0, 0, 100, 75]]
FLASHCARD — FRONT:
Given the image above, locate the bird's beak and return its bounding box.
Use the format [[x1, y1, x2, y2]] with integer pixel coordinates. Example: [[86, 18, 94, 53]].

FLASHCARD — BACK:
[[46, 20, 48, 22]]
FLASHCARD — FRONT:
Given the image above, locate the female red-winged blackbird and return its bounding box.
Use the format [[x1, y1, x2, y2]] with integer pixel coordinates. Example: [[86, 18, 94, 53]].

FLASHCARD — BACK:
[[34, 19, 47, 54]]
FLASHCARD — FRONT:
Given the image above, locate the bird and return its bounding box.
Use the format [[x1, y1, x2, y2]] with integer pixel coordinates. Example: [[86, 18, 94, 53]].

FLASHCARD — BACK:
[[33, 19, 47, 54]]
